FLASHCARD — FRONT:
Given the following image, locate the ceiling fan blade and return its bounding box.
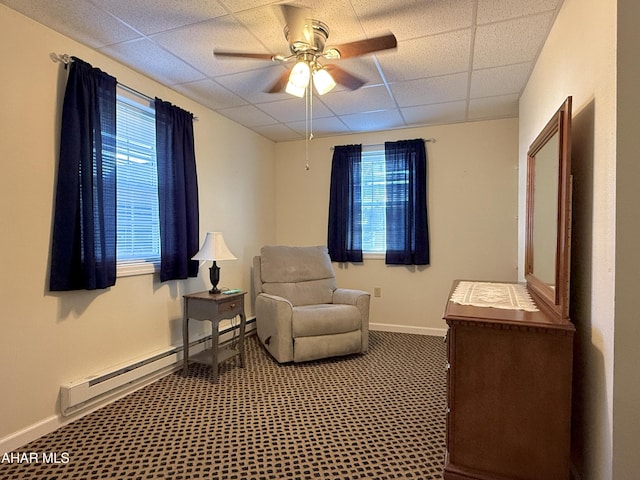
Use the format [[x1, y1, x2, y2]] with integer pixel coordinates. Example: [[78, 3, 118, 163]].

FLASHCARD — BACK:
[[265, 68, 292, 93], [323, 65, 365, 90], [330, 33, 397, 59], [214, 50, 276, 60], [282, 4, 314, 48]]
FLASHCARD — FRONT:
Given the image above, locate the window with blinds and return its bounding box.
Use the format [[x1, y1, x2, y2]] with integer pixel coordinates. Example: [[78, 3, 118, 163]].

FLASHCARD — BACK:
[[115, 92, 160, 275], [360, 148, 410, 254], [361, 149, 387, 253]]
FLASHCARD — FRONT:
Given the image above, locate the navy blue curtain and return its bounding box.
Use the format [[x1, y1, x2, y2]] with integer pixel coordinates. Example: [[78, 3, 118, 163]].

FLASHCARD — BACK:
[[384, 139, 430, 265], [50, 58, 117, 291], [154, 98, 199, 282], [327, 144, 363, 263]]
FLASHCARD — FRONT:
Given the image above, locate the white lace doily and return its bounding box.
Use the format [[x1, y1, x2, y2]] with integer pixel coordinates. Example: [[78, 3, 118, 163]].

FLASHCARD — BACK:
[[450, 281, 539, 312]]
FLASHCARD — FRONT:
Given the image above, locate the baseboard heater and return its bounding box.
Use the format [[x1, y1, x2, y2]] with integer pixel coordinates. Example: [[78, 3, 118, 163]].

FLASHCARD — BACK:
[[60, 318, 255, 416]]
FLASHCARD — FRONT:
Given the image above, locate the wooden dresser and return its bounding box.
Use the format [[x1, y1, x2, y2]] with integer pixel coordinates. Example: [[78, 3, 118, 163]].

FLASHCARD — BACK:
[[443, 280, 574, 480]]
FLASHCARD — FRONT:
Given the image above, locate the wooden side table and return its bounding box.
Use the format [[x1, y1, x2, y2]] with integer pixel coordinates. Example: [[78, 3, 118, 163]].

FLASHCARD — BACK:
[[182, 291, 246, 383]]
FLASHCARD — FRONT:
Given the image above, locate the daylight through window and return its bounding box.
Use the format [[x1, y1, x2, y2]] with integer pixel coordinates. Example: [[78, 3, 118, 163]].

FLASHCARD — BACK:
[[360, 149, 386, 253], [115, 91, 160, 275]]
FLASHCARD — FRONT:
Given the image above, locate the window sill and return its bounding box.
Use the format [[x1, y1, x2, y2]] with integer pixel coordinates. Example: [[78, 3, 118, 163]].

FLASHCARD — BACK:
[[117, 261, 159, 278], [363, 252, 385, 260]]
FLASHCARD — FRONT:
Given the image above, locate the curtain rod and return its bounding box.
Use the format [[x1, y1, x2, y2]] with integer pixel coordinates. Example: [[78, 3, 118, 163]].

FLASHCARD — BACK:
[[50, 52, 198, 121], [330, 138, 435, 151]]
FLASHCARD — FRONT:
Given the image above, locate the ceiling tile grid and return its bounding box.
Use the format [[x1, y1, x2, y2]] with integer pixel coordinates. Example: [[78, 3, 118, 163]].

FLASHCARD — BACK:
[[1, 0, 564, 142]]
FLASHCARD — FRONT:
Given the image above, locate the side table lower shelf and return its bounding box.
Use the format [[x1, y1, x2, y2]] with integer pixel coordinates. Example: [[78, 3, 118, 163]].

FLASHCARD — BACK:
[[189, 343, 242, 368]]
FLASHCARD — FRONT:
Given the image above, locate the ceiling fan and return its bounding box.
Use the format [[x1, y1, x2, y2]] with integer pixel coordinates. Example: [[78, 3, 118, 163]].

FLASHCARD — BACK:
[[214, 4, 397, 97]]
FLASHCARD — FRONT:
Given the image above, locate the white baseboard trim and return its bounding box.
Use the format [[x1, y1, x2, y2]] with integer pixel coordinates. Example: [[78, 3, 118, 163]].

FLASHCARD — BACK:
[[370, 323, 447, 337], [0, 369, 173, 454], [1, 321, 256, 454]]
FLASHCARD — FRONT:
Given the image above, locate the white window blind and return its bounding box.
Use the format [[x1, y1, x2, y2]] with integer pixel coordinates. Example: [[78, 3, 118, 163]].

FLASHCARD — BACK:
[[361, 149, 386, 253], [115, 92, 160, 275]]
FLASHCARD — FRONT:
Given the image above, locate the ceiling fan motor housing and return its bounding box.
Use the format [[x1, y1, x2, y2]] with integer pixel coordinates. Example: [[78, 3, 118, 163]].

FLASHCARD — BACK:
[[284, 19, 329, 55]]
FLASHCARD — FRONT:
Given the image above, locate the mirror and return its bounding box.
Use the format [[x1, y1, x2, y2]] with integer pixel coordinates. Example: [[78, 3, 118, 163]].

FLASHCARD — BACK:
[[525, 97, 572, 320], [532, 131, 559, 286]]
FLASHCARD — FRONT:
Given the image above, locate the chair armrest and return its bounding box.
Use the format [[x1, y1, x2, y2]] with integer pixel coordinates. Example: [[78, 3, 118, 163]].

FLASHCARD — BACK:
[[333, 288, 370, 305], [256, 293, 294, 323], [255, 293, 295, 362], [257, 292, 293, 308], [334, 288, 370, 347]]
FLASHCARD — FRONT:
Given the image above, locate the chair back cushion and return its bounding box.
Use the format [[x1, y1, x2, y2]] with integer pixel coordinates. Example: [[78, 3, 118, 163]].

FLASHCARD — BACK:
[[260, 245, 336, 306]]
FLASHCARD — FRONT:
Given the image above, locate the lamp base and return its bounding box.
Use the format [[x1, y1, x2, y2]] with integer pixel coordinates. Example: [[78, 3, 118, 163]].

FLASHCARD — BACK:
[[209, 262, 221, 294]]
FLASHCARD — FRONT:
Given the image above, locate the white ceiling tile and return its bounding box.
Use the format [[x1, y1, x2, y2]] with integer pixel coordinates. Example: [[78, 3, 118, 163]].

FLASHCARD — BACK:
[[216, 104, 278, 127], [468, 94, 520, 119], [217, 0, 280, 13], [99, 0, 228, 35], [320, 85, 395, 115], [286, 116, 352, 137], [1, 0, 141, 47], [473, 12, 555, 69], [401, 101, 467, 125], [352, 0, 475, 41], [229, 4, 288, 53], [152, 16, 271, 78], [378, 29, 471, 82], [338, 109, 406, 132], [390, 73, 468, 107], [256, 97, 333, 123], [252, 123, 303, 142], [477, 0, 560, 24], [99, 39, 206, 85], [470, 62, 532, 98], [172, 79, 248, 110]]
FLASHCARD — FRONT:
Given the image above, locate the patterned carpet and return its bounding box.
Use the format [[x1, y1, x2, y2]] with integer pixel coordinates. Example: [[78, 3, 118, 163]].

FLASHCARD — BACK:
[[2, 331, 447, 479]]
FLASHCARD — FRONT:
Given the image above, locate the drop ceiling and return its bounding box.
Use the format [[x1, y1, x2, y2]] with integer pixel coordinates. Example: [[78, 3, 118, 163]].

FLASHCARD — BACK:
[[1, 0, 563, 142]]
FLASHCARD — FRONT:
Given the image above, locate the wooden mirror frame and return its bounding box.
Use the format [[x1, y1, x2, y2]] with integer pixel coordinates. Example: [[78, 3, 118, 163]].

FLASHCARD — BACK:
[[525, 97, 572, 320]]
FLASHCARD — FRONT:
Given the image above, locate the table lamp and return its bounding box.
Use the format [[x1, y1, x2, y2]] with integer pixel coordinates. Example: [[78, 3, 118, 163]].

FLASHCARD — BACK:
[[192, 232, 237, 293]]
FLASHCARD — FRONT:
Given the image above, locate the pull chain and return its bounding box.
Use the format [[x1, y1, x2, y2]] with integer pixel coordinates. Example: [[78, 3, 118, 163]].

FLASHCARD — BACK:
[[304, 74, 314, 171]]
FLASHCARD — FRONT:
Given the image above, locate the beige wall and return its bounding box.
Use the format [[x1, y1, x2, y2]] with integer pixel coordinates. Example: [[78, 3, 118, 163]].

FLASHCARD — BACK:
[[274, 118, 519, 333], [518, 0, 621, 478], [0, 5, 276, 445]]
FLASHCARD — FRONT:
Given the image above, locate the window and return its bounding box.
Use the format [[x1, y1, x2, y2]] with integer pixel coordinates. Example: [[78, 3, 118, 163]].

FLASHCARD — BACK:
[[51, 58, 198, 290], [360, 148, 388, 254], [328, 139, 429, 265], [360, 147, 413, 255], [115, 89, 160, 276]]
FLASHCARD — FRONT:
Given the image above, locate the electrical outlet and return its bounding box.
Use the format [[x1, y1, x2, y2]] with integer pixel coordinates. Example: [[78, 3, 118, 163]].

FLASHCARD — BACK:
[[374, 287, 381, 297]]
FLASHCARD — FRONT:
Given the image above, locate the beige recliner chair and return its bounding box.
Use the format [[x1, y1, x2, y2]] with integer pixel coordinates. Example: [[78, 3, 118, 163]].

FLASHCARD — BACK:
[[253, 245, 370, 363]]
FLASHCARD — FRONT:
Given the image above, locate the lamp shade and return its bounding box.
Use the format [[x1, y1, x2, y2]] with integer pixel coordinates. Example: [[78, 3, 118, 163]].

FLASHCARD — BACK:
[[192, 232, 237, 262], [313, 68, 336, 95], [289, 60, 311, 89], [285, 81, 306, 98]]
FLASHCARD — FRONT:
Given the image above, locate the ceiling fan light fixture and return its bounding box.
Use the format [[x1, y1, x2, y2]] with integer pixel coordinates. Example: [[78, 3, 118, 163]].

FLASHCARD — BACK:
[[289, 60, 311, 89], [313, 67, 336, 95], [285, 81, 306, 97]]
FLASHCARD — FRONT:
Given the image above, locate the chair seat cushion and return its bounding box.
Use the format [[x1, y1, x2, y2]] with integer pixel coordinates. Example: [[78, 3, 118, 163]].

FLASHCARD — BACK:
[[292, 304, 361, 338]]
